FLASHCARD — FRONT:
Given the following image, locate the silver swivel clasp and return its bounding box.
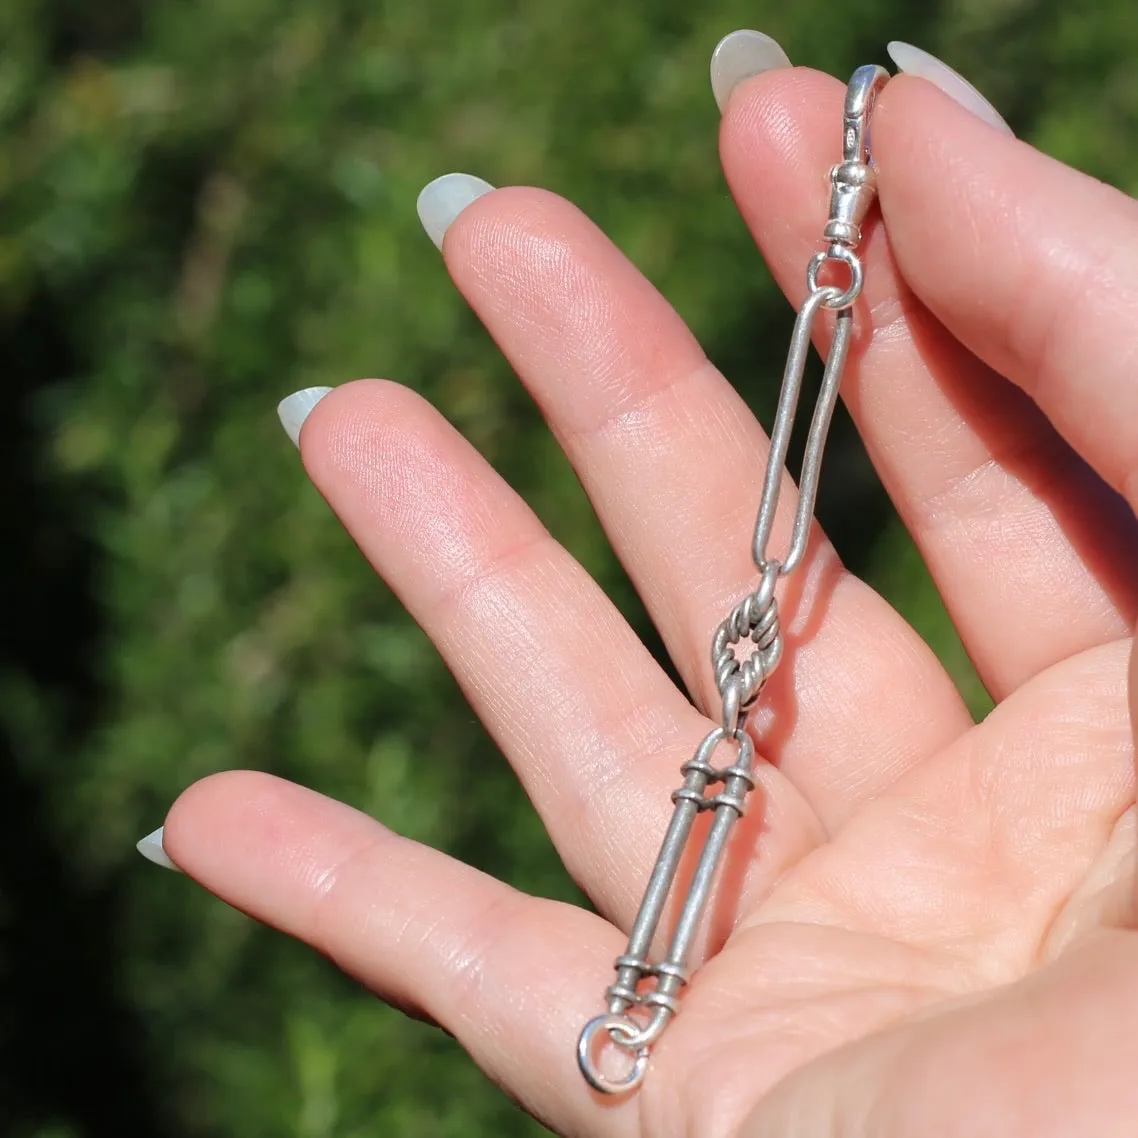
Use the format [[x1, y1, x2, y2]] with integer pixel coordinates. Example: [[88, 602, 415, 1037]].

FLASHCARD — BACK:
[[807, 64, 890, 307], [825, 64, 890, 250]]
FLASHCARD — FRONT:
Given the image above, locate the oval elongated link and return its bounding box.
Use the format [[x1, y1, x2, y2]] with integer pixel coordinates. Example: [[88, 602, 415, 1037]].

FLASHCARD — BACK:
[[577, 62, 888, 1096], [750, 286, 849, 575]]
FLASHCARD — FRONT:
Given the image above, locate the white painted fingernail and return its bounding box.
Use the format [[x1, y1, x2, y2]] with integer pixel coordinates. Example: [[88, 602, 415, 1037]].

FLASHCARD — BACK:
[[136, 826, 181, 872], [710, 30, 791, 114], [415, 173, 495, 251], [277, 386, 333, 448], [887, 42, 1013, 135]]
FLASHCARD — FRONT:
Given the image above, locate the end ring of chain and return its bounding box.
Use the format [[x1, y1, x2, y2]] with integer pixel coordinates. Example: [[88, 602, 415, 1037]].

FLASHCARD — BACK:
[[577, 1014, 651, 1095]]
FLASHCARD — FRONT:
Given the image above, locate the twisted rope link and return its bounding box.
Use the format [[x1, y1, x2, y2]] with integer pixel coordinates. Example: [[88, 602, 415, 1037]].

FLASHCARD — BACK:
[[711, 559, 784, 725], [711, 586, 782, 711]]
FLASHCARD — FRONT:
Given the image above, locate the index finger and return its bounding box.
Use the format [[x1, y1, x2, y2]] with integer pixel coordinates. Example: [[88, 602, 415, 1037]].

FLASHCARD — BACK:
[[718, 59, 1138, 705]]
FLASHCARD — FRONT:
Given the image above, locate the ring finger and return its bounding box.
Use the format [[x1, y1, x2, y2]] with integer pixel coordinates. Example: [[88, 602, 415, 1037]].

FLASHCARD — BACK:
[[295, 379, 823, 930]]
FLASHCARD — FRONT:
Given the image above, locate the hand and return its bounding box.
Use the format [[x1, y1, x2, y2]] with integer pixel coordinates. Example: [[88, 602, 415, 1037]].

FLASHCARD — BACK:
[[153, 61, 1138, 1137]]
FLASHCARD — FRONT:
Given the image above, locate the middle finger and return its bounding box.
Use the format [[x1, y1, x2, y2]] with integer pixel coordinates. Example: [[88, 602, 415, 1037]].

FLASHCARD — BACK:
[[431, 179, 972, 832]]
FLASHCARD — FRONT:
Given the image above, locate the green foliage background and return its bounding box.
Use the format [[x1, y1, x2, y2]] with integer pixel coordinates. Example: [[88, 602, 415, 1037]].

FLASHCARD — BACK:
[[1, 0, 1135, 1134]]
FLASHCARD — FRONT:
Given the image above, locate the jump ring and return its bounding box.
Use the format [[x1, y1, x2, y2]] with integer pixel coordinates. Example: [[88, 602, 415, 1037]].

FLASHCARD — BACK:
[[720, 675, 742, 737], [576, 1014, 651, 1095], [805, 249, 863, 309]]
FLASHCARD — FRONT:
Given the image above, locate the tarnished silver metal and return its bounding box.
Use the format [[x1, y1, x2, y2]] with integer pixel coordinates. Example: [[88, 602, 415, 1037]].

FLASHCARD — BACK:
[[824, 64, 889, 250], [751, 285, 851, 575], [577, 64, 888, 1095]]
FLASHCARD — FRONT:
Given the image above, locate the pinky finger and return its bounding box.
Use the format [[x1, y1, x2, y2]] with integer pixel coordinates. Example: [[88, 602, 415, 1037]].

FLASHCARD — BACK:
[[161, 771, 633, 1138]]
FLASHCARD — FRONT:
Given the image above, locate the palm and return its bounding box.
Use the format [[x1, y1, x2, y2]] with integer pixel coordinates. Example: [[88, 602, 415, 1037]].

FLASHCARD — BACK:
[[163, 67, 1138, 1138], [644, 637, 1133, 1135]]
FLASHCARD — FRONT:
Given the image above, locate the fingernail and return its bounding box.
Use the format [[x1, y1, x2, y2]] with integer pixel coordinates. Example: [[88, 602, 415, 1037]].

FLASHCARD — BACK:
[[710, 30, 791, 114], [415, 173, 495, 251], [277, 386, 333, 448], [136, 826, 181, 872], [887, 42, 1013, 135]]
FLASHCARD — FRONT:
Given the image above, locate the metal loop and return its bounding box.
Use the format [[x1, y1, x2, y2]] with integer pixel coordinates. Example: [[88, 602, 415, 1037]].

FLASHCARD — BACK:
[[754, 557, 780, 604], [691, 725, 755, 773], [720, 675, 742, 736], [751, 287, 855, 577], [639, 989, 682, 1017], [605, 980, 640, 1005], [704, 790, 748, 815], [613, 954, 649, 973], [577, 1015, 650, 1095], [670, 786, 707, 808], [678, 757, 716, 780], [806, 248, 863, 309], [613, 1004, 672, 1050]]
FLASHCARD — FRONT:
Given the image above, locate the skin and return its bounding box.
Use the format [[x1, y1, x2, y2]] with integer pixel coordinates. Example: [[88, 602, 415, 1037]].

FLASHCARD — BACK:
[[163, 70, 1138, 1136]]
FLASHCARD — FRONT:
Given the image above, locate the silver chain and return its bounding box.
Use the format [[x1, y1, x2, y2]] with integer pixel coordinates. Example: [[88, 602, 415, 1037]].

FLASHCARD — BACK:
[[577, 64, 890, 1096]]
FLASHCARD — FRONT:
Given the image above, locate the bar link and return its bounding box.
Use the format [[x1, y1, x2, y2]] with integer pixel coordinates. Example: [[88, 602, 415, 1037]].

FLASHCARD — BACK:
[[577, 726, 755, 1094], [577, 63, 888, 1096]]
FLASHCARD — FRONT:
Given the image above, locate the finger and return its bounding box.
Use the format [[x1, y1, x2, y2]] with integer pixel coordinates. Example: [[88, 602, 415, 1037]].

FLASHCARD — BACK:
[[719, 65, 1138, 703], [163, 771, 634, 1138], [296, 380, 824, 930], [875, 75, 1138, 518], [429, 178, 969, 832]]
